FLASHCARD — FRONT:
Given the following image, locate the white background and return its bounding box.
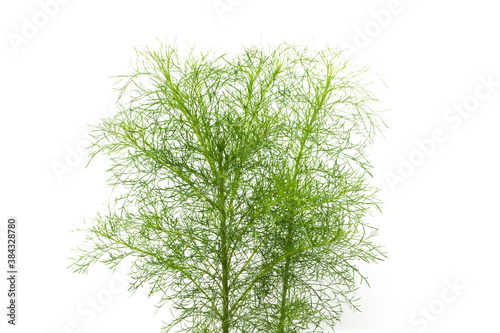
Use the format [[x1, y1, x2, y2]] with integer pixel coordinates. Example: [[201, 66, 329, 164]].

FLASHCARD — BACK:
[[1, 0, 499, 332]]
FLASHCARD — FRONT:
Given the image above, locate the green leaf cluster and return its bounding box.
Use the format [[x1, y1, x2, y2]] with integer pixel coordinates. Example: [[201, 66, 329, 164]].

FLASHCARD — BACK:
[[70, 41, 386, 333]]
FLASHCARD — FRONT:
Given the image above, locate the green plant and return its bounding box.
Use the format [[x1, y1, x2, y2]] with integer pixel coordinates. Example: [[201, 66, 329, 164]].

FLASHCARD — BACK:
[[70, 41, 385, 333]]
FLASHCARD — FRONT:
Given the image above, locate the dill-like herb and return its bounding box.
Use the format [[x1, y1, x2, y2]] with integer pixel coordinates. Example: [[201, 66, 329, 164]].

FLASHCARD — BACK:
[[70, 41, 386, 333]]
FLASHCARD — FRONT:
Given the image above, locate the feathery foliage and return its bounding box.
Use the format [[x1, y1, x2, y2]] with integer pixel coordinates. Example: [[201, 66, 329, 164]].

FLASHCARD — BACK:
[[70, 41, 385, 333]]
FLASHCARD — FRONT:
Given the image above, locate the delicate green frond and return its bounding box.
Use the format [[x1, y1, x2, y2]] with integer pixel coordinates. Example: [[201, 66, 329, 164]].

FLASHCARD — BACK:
[[69, 41, 386, 333]]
